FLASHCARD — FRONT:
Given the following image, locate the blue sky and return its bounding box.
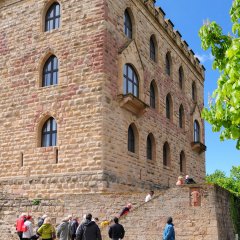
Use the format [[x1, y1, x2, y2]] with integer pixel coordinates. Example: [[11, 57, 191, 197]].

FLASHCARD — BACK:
[[156, 0, 239, 175]]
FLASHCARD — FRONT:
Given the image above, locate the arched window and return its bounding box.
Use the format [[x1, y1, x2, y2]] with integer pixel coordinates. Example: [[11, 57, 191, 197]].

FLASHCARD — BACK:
[[42, 55, 58, 87], [163, 142, 170, 167], [128, 125, 135, 153], [180, 151, 186, 173], [179, 66, 184, 89], [179, 105, 184, 128], [124, 10, 132, 39], [194, 120, 200, 142], [150, 82, 156, 108], [192, 82, 197, 101], [166, 94, 172, 120], [45, 2, 60, 32], [165, 52, 171, 76], [150, 36, 156, 62], [147, 134, 155, 160], [123, 64, 139, 97], [41, 117, 57, 147]]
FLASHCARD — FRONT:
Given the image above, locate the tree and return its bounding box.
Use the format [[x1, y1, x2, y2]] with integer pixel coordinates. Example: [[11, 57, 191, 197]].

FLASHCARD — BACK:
[[199, 0, 240, 149], [206, 167, 240, 196]]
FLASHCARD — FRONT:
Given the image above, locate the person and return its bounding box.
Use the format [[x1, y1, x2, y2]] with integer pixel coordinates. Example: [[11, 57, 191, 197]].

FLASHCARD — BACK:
[[70, 217, 79, 240], [22, 216, 35, 240], [37, 217, 56, 240], [162, 217, 175, 240], [16, 213, 27, 240], [176, 176, 184, 186], [108, 217, 125, 240], [185, 175, 196, 184], [36, 214, 48, 234], [76, 213, 102, 240], [56, 216, 71, 240], [119, 203, 132, 217], [145, 190, 154, 202]]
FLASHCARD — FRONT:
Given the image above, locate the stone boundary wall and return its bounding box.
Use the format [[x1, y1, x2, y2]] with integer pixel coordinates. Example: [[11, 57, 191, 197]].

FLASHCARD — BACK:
[[0, 184, 237, 240]]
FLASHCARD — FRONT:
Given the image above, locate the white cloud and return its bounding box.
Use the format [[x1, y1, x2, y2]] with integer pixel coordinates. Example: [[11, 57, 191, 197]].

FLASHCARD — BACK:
[[195, 53, 214, 63]]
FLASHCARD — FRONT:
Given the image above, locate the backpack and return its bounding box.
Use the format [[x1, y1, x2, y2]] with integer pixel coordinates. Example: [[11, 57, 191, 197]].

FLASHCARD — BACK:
[[22, 223, 28, 232]]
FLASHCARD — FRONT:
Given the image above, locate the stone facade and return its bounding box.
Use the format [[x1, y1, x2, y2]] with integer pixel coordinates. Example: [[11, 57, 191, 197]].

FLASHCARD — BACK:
[[0, 0, 205, 196]]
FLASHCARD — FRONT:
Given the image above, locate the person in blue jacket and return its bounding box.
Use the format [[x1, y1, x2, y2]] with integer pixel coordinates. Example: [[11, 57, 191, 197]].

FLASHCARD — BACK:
[[162, 217, 175, 240]]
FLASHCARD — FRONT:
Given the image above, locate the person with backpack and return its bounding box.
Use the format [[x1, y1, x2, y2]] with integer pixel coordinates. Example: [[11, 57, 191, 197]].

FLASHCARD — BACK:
[[70, 217, 79, 240], [22, 216, 34, 240], [76, 213, 102, 240], [16, 213, 27, 240]]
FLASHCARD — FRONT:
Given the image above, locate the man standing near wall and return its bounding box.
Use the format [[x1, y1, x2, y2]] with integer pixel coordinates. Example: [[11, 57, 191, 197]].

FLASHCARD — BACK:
[[108, 217, 125, 240]]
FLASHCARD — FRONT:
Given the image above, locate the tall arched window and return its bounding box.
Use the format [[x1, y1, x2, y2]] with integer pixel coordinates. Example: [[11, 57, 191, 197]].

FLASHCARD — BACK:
[[179, 105, 184, 128], [163, 142, 170, 167], [42, 117, 57, 147], [166, 94, 172, 120], [150, 82, 156, 108], [124, 10, 132, 39], [180, 151, 186, 173], [45, 2, 60, 32], [179, 66, 184, 89], [128, 125, 135, 153], [147, 135, 152, 160], [165, 52, 171, 76], [150, 36, 156, 62], [123, 64, 139, 97], [42, 55, 58, 87], [194, 120, 200, 142], [192, 81, 197, 101]]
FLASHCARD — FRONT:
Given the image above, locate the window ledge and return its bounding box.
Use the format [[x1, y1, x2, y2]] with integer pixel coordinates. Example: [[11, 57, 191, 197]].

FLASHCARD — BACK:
[[118, 93, 149, 116], [128, 151, 139, 159], [191, 142, 206, 154]]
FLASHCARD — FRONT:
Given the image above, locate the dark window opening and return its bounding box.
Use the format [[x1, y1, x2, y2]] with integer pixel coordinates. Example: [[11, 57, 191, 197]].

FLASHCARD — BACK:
[[42, 55, 58, 87], [128, 126, 135, 153], [42, 117, 57, 147], [124, 10, 132, 39]]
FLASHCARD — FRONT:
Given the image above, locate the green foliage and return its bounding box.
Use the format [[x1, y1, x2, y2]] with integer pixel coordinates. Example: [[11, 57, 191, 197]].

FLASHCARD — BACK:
[[32, 199, 41, 206], [199, 1, 240, 149]]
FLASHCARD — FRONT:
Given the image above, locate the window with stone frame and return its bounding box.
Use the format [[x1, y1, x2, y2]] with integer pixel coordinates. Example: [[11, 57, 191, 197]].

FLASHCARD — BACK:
[[179, 105, 184, 128], [179, 66, 184, 90], [192, 81, 197, 101], [166, 94, 172, 120], [123, 64, 139, 97], [194, 120, 200, 142], [41, 117, 57, 147], [150, 36, 156, 62], [165, 52, 171, 76], [124, 10, 132, 39], [128, 125, 135, 153], [147, 135, 153, 160], [150, 82, 156, 108], [42, 55, 58, 87], [180, 151, 185, 173], [163, 142, 170, 167], [45, 2, 60, 32]]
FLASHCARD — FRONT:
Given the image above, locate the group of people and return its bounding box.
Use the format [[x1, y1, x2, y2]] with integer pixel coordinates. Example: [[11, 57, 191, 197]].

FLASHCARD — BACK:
[[16, 212, 125, 240], [176, 175, 196, 186]]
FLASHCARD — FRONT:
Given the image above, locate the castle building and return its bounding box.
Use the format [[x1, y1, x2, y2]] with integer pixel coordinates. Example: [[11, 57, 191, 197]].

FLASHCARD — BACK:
[[0, 0, 206, 198]]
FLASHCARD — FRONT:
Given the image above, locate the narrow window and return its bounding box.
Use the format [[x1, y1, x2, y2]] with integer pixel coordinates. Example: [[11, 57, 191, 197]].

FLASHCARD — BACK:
[[192, 82, 196, 101], [166, 94, 172, 120], [45, 2, 60, 32], [179, 105, 184, 128], [124, 10, 132, 39], [123, 64, 139, 97], [42, 55, 58, 87], [147, 135, 152, 160], [180, 151, 185, 173], [20, 152, 23, 167], [150, 36, 156, 61], [165, 52, 171, 76], [163, 142, 170, 166], [56, 148, 59, 163], [150, 82, 155, 108], [194, 120, 200, 142], [179, 67, 184, 89], [41, 117, 57, 147], [128, 125, 135, 153]]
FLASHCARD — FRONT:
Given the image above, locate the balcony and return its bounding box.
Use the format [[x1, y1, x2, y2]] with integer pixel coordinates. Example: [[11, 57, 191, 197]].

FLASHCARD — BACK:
[[191, 142, 207, 154], [118, 93, 149, 116]]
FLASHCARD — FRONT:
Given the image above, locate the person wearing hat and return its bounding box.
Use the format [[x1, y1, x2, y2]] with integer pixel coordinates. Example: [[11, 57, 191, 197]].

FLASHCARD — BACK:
[[162, 217, 175, 240], [22, 216, 34, 240]]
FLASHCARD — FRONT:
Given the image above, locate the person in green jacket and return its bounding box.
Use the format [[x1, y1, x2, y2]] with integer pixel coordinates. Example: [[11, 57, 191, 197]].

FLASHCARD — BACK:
[[37, 217, 56, 240]]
